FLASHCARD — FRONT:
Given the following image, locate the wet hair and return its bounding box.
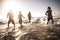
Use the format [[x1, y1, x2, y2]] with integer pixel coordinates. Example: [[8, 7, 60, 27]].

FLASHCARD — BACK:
[[48, 7, 51, 9]]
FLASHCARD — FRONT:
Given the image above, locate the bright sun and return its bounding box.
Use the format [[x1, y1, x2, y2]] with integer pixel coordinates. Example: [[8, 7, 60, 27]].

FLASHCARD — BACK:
[[0, 0, 24, 20]]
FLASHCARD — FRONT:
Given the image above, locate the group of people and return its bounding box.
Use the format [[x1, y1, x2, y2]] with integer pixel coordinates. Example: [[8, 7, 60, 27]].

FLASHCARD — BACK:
[[7, 6, 54, 30], [7, 10, 31, 30]]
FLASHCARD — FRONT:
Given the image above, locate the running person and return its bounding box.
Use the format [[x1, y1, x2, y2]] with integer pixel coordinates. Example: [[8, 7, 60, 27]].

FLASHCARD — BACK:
[[18, 11, 24, 28], [7, 10, 15, 30], [45, 7, 54, 25], [28, 11, 31, 23]]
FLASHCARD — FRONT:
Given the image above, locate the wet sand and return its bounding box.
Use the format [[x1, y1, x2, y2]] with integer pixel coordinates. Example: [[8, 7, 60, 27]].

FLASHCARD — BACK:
[[0, 23, 60, 40]]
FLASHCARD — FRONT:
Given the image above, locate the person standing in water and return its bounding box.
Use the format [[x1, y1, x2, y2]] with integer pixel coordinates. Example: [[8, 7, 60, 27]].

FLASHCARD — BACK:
[[7, 10, 15, 31], [28, 11, 31, 23], [45, 7, 54, 25]]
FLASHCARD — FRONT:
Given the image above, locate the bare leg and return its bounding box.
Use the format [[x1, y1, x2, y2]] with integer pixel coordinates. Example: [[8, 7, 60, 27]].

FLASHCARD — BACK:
[[29, 20, 30, 23], [51, 18, 54, 26], [47, 18, 50, 25], [13, 23, 15, 30], [29, 19, 31, 23], [20, 23, 23, 29], [12, 20, 15, 30], [7, 21, 10, 31], [19, 18, 23, 29]]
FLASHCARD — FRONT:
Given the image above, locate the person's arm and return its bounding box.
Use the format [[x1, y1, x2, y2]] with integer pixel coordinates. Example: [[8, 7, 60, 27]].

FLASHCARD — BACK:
[[45, 11, 48, 15], [22, 15, 25, 18]]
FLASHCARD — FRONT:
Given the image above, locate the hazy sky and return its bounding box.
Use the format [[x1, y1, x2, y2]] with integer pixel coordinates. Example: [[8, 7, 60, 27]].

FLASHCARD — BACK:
[[21, 0, 60, 17], [0, 0, 60, 19]]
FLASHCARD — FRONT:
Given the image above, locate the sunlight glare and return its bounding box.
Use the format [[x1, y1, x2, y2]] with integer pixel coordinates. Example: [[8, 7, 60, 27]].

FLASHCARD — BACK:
[[1, 0, 23, 20]]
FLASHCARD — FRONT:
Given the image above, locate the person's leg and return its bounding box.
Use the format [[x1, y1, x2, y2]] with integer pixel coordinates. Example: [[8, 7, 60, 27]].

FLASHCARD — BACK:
[[29, 18, 31, 23], [21, 19, 23, 29], [20, 21, 22, 26], [29, 19, 31, 23], [19, 19, 23, 29], [50, 18, 54, 28], [12, 20, 15, 30], [20, 23, 23, 29], [47, 18, 50, 25], [51, 18, 54, 25], [28, 17, 31, 23], [7, 20, 10, 31]]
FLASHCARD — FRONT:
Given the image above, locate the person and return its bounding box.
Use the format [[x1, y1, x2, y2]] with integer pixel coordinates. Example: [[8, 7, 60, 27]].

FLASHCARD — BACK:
[[45, 7, 54, 25], [7, 10, 15, 30], [18, 11, 24, 28], [28, 11, 31, 23]]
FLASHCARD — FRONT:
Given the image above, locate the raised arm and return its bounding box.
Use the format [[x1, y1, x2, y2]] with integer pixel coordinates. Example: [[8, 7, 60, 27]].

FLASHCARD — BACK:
[[22, 15, 25, 18], [45, 11, 48, 15]]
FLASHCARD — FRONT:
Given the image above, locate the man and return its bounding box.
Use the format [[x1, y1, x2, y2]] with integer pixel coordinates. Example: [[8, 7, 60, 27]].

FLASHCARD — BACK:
[[28, 11, 31, 23], [7, 10, 15, 30], [18, 11, 24, 28], [45, 7, 54, 25]]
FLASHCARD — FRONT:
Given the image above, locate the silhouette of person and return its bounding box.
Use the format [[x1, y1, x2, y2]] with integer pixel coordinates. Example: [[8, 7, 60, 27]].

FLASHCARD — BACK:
[[7, 10, 15, 30], [18, 11, 24, 28], [28, 11, 31, 23], [45, 7, 54, 25]]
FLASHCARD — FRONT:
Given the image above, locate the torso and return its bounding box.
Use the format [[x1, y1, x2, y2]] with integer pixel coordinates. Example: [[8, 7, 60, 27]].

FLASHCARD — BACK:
[[47, 10, 52, 18], [8, 13, 13, 20]]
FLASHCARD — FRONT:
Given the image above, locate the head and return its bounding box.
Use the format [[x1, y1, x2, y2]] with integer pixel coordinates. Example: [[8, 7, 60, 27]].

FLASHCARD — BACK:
[[8, 10, 13, 14], [19, 11, 21, 14], [19, 11, 21, 13], [29, 11, 31, 14], [47, 6, 51, 10]]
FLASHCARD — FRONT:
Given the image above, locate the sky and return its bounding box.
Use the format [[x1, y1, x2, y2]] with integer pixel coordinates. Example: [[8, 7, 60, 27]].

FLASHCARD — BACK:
[[0, 0, 60, 19]]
